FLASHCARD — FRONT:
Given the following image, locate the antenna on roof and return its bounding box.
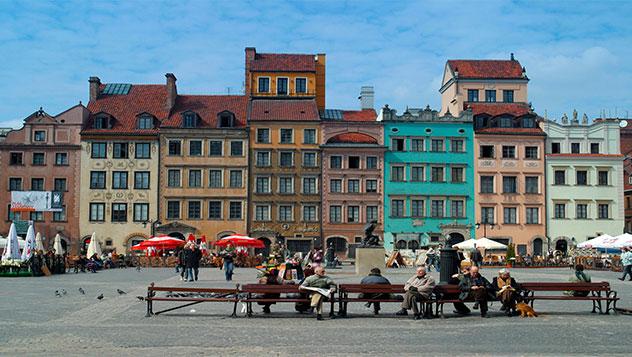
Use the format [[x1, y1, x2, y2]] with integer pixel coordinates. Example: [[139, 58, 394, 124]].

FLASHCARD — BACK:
[[510, 53, 515, 61], [226, 87, 231, 95]]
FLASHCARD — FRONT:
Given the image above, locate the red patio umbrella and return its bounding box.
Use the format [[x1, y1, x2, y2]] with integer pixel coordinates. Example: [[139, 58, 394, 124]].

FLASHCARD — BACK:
[[131, 236, 186, 251], [214, 234, 265, 248], [187, 234, 196, 243]]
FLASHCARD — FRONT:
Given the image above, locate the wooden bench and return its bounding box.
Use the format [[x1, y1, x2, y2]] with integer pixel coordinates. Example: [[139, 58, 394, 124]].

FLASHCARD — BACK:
[[431, 284, 500, 318], [520, 282, 619, 314], [145, 282, 240, 317], [337, 284, 410, 317], [240, 284, 335, 317]]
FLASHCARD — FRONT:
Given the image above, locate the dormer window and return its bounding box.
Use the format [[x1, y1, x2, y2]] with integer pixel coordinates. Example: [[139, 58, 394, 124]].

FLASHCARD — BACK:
[[498, 116, 513, 128], [93, 113, 113, 129], [137, 114, 154, 129], [182, 111, 198, 128], [522, 117, 535, 128], [218, 111, 235, 128]]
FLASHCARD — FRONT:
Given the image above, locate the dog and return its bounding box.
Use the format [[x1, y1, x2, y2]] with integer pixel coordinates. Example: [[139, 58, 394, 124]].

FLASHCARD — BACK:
[[515, 302, 538, 317]]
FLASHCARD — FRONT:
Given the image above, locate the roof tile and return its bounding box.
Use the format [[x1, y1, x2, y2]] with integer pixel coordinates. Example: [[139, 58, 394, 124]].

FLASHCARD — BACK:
[[448, 59, 525, 79], [327, 132, 378, 144], [250, 53, 316, 72], [467, 102, 532, 116], [162, 95, 247, 128], [250, 99, 320, 121]]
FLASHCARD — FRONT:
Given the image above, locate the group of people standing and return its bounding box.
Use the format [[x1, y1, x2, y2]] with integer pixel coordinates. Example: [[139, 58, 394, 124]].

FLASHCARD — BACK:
[[175, 243, 202, 282]]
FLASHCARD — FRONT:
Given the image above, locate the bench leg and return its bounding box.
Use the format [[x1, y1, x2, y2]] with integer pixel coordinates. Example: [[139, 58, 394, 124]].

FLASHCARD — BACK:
[[231, 300, 238, 318], [145, 299, 153, 317], [329, 299, 335, 318], [247, 302, 253, 317]]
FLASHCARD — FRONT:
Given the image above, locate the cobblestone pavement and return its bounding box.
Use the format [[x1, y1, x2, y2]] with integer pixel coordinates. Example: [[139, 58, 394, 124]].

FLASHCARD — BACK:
[[1, 265, 631, 356]]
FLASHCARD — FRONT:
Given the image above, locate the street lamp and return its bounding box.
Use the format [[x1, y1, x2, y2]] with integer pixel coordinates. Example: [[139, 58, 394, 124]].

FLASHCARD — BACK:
[[142, 220, 161, 237], [475, 222, 495, 238]]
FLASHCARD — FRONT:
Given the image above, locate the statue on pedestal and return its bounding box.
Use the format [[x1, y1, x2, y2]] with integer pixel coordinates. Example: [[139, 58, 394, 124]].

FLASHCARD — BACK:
[[360, 220, 381, 247]]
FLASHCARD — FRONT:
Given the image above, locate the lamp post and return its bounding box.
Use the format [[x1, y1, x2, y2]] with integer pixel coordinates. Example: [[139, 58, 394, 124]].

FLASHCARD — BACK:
[[475, 222, 495, 238], [142, 220, 161, 237]]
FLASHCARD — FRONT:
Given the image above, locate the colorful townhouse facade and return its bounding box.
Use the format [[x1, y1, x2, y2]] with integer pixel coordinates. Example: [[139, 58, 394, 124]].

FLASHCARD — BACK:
[[541, 113, 624, 251], [382, 105, 475, 251]]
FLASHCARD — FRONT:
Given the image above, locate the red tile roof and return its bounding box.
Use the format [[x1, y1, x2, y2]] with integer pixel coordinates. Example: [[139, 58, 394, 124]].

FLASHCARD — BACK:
[[342, 109, 377, 122], [250, 99, 320, 121], [476, 127, 545, 136], [547, 153, 623, 158], [467, 103, 532, 116], [327, 132, 378, 144], [448, 59, 525, 79], [161, 95, 247, 128], [250, 53, 316, 72]]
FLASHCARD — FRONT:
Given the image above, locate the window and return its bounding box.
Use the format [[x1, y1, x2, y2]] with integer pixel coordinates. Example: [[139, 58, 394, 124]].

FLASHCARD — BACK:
[[392, 138, 405, 151], [277, 151, 293, 167], [113, 143, 128, 159], [551, 143, 561, 154], [526, 207, 539, 224], [91, 143, 106, 159], [451, 139, 464, 153], [277, 78, 288, 95], [391, 199, 405, 217], [451, 167, 464, 183], [330, 206, 342, 223], [296, 78, 307, 94], [132, 142, 150, 159], [34, 130, 46, 142], [255, 177, 270, 193], [112, 171, 128, 189], [348, 156, 360, 169], [391, 166, 405, 181], [598, 204, 609, 219], [525, 176, 538, 193], [32, 153, 45, 165], [29, 211, 43, 222], [503, 176, 517, 193], [8, 205, 20, 221], [366, 206, 378, 222], [503, 90, 514, 103], [480, 145, 494, 158], [137, 114, 153, 129], [93, 115, 107, 129], [55, 153, 68, 166], [111, 203, 127, 222], [168, 140, 182, 156], [499, 117, 513, 128], [221, 113, 235, 128], [365, 179, 378, 193], [330, 156, 342, 169], [590, 143, 600, 154], [330, 179, 341, 193], [502, 146, 515, 158], [279, 205, 293, 221], [134, 172, 150, 189], [411, 166, 424, 182], [183, 113, 197, 128], [467, 89, 479, 102], [207, 170, 221, 188], [229, 202, 242, 220], [504, 207, 517, 224], [525, 146, 538, 159], [229, 170, 242, 188], [485, 90, 496, 102], [431, 200, 444, 218], [481, 207, 494, 224], [53, 206, 66, 222], [554, 170, 565, 185], [9, 178, 22, 191], [571, 143, 580, 154], [411, 139, 424, 152], [208, 201, 221, 219], [303, 129, 316, 144], [576, 204, 588, 219], [347, 179, 360, 193], [90, 172, 105, 189], [412, 200, 424, 217], [347, 206, 360, 223], [255, 205, 270, 221], [554, 203, 566, 219], [303, 177, 317, 194], [167, 170, 181, 187], [189, 141, 202, 156], [366, 156, 378, 169], [133, 203, 149, 222], [9, 152, 23, 165], [258, 77, 270, 93], [187, 169, 202, 188], [167, 201, 181, 219], [256, 151, 270, 167], [576, 170, 587, 186], [188, 201, 201, 219], [230, 141, 243, 156], [279, 177, 294, 194], [31, 178, 44, 191], [257, 128, 270, 143], [451, 200, 464, 218], [480, 176, 494, 193], [431, 167, 444, 182], [598, 171, 608, 186], [280, 129, 293, 144], [209, 141, 223, 156], [89, 203, 105, 222], [431, 139, 444, 152], [303, 152, 317, 167]]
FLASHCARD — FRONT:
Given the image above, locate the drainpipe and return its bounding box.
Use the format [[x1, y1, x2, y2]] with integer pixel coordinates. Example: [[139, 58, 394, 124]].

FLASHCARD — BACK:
[[156, 136, 161, 238]]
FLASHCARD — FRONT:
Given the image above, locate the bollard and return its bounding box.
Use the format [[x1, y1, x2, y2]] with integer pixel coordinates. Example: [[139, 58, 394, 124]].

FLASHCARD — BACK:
[[439, 245, 459, 284]]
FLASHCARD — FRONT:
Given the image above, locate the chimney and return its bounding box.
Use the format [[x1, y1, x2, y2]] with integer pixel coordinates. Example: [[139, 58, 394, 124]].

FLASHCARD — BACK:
[[89, 76, 101, 102], [510, 53, 515, 61], [245, 47, 256, 96], [359, 86, 374, 110], [165, 73, 177, 111]]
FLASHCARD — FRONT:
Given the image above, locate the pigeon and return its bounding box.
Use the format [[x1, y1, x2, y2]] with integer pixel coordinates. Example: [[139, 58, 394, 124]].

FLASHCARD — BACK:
[[117, 289, 127, 295], [61, 289, 67, 295], [136, 266, 141, 272], [96, 294, 104, 300], [78, 287, 85, 295], [55, 290, 61, 297], [136, 296, 145, 301]]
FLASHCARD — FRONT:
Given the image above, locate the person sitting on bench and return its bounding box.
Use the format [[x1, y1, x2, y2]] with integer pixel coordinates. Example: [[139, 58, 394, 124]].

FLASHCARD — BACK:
[[565, 264, 591, 297], [360, 267, 392, 315], [258, 269, 281, 314], [491, 268, 521, 317], [459, 266, 492, 318], [300, 266, 335, 320], [396, 266, 435, 320]]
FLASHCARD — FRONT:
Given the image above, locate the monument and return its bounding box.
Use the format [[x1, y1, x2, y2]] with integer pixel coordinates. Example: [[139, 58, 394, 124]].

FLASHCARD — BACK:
[[355, 220, 384, 275]]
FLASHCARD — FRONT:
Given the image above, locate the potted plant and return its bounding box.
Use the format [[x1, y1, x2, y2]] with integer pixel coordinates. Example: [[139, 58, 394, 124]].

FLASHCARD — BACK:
[[505, 243, 516, 267]]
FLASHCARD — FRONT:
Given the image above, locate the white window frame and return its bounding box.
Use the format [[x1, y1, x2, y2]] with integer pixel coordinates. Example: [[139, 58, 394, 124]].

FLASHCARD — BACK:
[[257, 76, 271, 93], [276, 77, 289, 95], [295, 77, 308, 94]]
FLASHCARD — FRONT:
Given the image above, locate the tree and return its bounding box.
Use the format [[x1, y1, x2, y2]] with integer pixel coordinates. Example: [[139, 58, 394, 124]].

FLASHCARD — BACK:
[[505, 243, 516, 265]]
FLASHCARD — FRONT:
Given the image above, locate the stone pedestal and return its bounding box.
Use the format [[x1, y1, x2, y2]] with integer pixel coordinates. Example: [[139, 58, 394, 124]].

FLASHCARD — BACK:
[[355, 247, 385, 275]]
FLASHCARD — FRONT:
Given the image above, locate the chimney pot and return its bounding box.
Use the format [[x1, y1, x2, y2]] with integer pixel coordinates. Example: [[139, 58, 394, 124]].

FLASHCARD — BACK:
[[359, 86, 375, 110], [165, 73, 177, 111], [89, 76, 101, 102]]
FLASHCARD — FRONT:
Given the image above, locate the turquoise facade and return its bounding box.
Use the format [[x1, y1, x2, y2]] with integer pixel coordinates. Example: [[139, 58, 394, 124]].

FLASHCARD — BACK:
[[382, 106, 475, 251]]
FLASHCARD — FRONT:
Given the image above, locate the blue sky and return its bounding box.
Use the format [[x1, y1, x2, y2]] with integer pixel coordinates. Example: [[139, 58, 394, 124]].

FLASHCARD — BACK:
[[1, 0, 631, 128]]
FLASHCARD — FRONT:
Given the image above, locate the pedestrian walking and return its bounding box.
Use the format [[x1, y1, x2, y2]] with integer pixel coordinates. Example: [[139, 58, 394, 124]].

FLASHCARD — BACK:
[[223, 249, 235, 281], [618, 247, 632, 281]]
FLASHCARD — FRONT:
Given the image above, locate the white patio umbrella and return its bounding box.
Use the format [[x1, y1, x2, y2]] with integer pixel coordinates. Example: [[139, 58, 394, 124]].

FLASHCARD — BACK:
[[1, 223, 21, 261], [35, 232, 45, 251], [20, 224, 36, 261], [577, 234, 617, 249], [0, 237, 26, 249], [613, 233, 632, 248], [53, 233, 65, 255], [86, 232, 102, 257], [453, 237, 508, 250]]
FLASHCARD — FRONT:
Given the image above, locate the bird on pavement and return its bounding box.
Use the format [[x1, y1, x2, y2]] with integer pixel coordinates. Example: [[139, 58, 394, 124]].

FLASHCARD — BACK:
[[136, 296, 145, 302], [136, 266, 141, 272], [61, 289, 67, 295], [55, 290, 61, 297], [78, 287, 85, 295], [96, 294, 104, 300], [117, 289, 127, 295]]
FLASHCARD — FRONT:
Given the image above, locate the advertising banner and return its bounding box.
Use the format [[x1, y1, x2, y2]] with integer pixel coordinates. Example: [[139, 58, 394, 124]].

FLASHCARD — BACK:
[[10, 191, 63, 212]]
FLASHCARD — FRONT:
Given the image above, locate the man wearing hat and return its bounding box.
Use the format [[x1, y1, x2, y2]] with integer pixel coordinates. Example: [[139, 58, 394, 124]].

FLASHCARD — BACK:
[[491, 268, 521, 317]]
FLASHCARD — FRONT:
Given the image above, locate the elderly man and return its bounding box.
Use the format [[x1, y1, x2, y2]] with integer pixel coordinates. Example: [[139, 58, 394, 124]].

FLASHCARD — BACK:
[[360, 267, 392, 315], [301, 266, 336, 320], [491, 268, 521, 317], [459, 266, 491, 318], [396, 266, 436, 320]]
